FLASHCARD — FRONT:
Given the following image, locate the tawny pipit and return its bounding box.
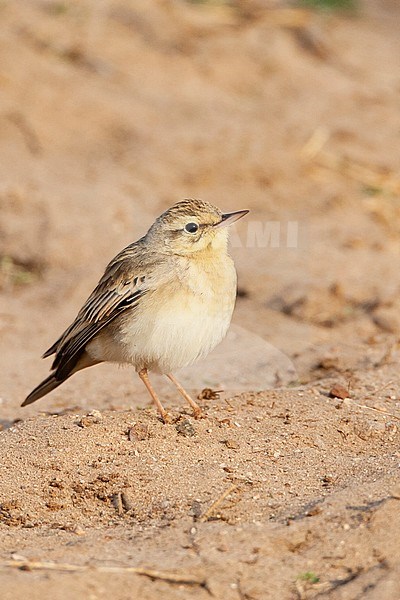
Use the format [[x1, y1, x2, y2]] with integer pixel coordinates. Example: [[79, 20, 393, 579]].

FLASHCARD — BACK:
[[23, 199, 248, 422]]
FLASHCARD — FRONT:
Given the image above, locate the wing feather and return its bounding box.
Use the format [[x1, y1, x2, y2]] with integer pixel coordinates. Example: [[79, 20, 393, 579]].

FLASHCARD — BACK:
[[44, 241, 156, 378]]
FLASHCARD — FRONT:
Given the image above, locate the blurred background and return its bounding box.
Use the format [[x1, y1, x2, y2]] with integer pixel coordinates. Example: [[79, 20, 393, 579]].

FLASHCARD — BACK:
[[1, 0, 400, 413]]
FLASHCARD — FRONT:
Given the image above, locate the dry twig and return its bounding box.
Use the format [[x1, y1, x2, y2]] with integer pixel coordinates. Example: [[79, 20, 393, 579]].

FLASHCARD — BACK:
[[198, 483, 238, 523], [344, 399, 400, 421], [0, 560, 207, 587]]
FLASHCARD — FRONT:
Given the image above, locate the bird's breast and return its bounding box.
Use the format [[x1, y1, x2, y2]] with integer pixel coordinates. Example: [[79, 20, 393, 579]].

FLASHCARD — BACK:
[[119, 253, 237, 372]]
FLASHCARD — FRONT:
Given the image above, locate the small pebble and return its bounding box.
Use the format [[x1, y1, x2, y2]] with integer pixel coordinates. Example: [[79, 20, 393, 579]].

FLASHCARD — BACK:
[[223, 439, 240, 449], [76, 410, 102, 428]]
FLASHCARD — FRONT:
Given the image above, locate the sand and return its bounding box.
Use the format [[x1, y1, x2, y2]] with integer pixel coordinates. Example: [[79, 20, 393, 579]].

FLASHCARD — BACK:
[[0, 1, 400, 598]]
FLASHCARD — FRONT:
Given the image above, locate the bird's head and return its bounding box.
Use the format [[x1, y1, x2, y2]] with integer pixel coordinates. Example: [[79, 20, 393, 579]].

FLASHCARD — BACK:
[[147, 199, 248, 256]]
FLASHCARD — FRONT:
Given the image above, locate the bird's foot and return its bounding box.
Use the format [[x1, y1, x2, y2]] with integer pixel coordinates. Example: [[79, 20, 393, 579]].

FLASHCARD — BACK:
[[192, 407, 204, 420], [160, 410, 173, 424]]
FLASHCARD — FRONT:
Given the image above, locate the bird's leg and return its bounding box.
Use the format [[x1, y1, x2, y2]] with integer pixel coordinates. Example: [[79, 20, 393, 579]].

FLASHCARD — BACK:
[[138, 368, 171, 423], [166, 373, 203, 419]]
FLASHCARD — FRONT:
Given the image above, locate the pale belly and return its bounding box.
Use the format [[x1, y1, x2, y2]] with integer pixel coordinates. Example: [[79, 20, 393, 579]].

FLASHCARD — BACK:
[[123, 292, 234, 373], [87, 263, 237, 374]]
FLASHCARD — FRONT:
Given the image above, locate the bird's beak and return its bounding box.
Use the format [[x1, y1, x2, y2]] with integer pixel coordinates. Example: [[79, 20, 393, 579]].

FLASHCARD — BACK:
[[214, 209, 249, 229]]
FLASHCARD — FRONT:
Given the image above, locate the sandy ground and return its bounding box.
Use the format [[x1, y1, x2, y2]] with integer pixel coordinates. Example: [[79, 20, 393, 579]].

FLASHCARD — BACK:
[[1, 0, 400, 598]]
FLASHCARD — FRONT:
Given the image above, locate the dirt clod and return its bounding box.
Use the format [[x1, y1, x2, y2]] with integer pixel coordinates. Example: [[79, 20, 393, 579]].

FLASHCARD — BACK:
[[127, 423, 151, 441], [175, 419, 196, 437], [197, 388, 222, 401], [329, 384, 350, 399]]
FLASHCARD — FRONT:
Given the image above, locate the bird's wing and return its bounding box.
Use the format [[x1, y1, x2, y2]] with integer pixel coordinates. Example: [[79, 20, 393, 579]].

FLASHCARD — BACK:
[[44, 242, 160, 379]]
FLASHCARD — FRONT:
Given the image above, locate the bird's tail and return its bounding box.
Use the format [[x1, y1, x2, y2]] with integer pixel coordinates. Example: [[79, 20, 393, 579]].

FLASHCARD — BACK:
[[22, 353, 101, 407], [21, 374, 64, 407]]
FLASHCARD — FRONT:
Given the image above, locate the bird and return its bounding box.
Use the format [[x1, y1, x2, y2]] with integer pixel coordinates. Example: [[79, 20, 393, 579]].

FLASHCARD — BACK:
[[22, 199, 249, 422]]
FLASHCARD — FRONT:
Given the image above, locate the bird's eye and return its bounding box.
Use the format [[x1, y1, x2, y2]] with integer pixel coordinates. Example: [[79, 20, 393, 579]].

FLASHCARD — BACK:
[[184, 222, 199, 234]]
